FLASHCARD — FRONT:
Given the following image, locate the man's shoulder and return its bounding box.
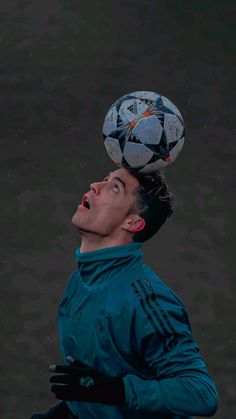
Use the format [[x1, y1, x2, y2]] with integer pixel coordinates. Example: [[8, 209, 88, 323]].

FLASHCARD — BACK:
[[108, 262, 191, 327], [122, 264, 192, 329], [120, 265, 194, 353], [129, 263, 187, 309]]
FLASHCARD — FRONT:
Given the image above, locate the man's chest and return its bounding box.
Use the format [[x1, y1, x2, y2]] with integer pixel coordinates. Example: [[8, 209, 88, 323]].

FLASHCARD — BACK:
[[57, 283, 143, 374]]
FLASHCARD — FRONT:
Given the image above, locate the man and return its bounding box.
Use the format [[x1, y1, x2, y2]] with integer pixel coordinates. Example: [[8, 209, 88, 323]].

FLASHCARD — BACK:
[[31, 167, 219, 418]]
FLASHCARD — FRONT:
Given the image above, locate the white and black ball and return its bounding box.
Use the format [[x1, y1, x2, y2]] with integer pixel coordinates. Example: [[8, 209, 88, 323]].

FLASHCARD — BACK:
[[102, 91, 185, 174]]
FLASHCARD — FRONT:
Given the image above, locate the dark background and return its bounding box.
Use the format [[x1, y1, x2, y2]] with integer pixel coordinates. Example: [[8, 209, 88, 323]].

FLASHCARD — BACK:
[[0, 1, 235, 418]]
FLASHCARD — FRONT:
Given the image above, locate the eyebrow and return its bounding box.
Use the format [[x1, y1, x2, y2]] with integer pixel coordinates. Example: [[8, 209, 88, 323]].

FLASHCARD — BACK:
[[105, 172, 127, 194]]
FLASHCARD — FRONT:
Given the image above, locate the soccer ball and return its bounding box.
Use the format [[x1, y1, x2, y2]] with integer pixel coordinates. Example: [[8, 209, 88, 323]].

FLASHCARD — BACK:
[[102, 91, 185, 174]]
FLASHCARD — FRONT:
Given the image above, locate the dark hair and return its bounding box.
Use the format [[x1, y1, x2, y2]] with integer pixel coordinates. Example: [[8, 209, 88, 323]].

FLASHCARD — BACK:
[[126, 168, 174, 242]]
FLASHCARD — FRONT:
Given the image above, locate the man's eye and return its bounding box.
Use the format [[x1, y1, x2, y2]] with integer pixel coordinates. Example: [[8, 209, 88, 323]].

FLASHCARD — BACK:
[[112, 185, 119, 193], [103, 178, 119, 192]]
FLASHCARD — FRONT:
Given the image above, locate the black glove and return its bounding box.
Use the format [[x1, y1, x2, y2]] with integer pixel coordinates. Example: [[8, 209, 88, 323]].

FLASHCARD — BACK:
[[49, 356, 125, 406]]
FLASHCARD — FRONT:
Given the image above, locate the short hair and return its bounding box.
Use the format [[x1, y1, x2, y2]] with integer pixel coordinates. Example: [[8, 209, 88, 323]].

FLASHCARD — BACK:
[[126, 168, 174, 243]]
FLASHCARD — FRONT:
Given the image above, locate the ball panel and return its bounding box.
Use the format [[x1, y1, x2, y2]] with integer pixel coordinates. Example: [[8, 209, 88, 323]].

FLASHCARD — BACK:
[[139, 158, 169, 174], [123, 142, 153, 167], [169, 137, 185, 162], [104, 137, 123, 165], [164, 113, 184, 144], [103, 106, 118, 136], [130, 91, 160, 101], [118, 99, 148, 124], [132, 115, 163, 145], [161, 96, 184, 122]]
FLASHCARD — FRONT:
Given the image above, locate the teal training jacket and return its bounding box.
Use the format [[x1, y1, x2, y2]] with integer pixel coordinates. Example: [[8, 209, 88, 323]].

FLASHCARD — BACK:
[[57, 242, 219, 418]]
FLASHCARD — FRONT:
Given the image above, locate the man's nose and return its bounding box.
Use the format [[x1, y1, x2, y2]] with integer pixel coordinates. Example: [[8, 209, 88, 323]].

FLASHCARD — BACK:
[[90, 181, 103, 194]]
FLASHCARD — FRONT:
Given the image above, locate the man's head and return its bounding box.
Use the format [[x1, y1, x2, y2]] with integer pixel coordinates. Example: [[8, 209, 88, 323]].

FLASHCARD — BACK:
[[71, 167, 173, 251], [126, 168, 174, 242]]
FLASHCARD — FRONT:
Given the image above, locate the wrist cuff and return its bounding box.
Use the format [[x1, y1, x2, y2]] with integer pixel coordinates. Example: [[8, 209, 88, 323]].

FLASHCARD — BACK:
[[108, 377, 126, 405]]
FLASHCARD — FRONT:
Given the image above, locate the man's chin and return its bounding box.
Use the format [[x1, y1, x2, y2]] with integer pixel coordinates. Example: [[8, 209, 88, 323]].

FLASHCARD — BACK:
[[72, 220, 83, 230], [71, 212, 81, 224], [71, 217, 90, 233]]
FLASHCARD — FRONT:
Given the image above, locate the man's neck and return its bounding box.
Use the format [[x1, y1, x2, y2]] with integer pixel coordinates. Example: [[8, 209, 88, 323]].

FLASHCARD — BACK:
[[79, 236, 133, 253]]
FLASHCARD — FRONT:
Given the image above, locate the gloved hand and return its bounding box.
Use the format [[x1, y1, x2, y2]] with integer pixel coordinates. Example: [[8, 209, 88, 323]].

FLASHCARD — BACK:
[[49, 356, 125, 406]]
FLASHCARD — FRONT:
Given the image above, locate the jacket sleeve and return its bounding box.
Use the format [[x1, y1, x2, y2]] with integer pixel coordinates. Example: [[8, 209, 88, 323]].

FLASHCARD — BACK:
[[122, 277, 219, 416]]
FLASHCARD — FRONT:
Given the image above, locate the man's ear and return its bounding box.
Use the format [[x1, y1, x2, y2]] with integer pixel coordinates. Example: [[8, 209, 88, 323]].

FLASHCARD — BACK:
[[126, 216, 146, 233]]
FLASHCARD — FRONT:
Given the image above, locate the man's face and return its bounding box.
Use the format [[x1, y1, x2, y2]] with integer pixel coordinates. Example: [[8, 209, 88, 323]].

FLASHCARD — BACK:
[[71, 168, 143, 239]]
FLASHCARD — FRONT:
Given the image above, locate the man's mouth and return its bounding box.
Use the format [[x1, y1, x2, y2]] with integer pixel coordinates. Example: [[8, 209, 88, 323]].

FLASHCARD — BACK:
[[81, 195, 90, 209], [84, 201, 90, 209]]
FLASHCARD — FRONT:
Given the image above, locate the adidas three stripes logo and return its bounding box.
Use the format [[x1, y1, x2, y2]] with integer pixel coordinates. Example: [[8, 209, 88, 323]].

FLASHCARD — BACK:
[[131, 278, 179, 352]]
